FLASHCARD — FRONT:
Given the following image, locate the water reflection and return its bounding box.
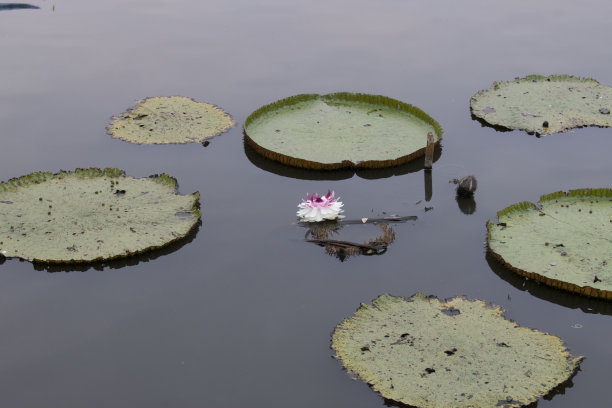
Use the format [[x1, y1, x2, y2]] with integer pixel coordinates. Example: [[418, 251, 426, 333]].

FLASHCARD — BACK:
[[301, 217, 416, 262], [424, 169, 432, 202], [486, 252, 612, 316], [0, 3, 39, 10], [244, 136, 442, 180], [456, 195, 476, 214], [25, 220, 202, 273]]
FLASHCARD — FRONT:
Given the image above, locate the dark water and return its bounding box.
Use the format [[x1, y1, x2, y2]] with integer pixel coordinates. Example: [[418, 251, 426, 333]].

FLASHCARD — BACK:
[[1, 1, 612, 407]]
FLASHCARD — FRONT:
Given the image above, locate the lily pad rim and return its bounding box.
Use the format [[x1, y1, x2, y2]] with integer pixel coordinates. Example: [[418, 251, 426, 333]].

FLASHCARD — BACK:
[[486, 187, 612, 300], [0, 167, 201, 265], [244, 92, 444, 170], [107, 95, 237, 145]]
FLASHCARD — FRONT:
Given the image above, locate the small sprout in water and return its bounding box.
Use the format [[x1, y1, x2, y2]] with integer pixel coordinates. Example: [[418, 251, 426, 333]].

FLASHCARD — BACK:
[[453, 175, 478, 197], [297, 190, 344, 222]]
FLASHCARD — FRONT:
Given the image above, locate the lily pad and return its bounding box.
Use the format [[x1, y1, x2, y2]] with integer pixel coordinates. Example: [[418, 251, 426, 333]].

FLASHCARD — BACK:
[[244, 93, 443, 170], [332, 294, 582, 408], [487, 188, 612, 300], [0, 168, 200, 263], [471, 74, 612, 135], [108, 96, 235, 144]]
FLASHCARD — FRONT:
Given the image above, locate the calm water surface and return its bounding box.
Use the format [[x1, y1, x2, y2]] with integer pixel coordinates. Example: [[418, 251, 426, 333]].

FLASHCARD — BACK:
[[1, 1, 612, 407]]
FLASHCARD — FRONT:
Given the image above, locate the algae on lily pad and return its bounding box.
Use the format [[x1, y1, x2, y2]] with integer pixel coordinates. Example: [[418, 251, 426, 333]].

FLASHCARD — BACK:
[[244, 93, 443, 170], [108, 96, 235, 144], [0, 168, 200, 263], [471, 74, 612, 135], [332, 294, 582, 408], [488, 188, 612, 300]]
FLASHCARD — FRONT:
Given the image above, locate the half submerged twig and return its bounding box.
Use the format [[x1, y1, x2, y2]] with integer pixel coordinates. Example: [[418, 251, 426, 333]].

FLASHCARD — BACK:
[[424, 131, 435, 169], [296, 215, 416, 227], [305, 238, 386, 254]]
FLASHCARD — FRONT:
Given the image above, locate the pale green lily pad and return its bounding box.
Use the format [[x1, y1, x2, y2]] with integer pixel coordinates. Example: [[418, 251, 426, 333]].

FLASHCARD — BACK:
[[471, 74, 612, 135], [332, 294, 582, 408], [244, 93, 443, 170], [487, 188, 612, 300], [108, 96, 235, 144], [0, 168, 200, 263]]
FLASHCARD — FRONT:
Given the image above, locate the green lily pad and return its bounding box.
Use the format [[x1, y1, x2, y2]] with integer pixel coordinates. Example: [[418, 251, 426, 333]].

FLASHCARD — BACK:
[[0, 168, 200, 263], [487, 188, 612, 300], [332, 294, 582, 408], [108, 96, 235, 144], [471, 74, 612, 135], [244, 93, 443, 170]]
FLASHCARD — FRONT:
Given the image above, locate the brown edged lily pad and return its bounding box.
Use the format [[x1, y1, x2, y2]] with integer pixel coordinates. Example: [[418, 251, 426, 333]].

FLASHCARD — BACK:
[[244, 93, 443, 170], [487, 188, 612, 300]]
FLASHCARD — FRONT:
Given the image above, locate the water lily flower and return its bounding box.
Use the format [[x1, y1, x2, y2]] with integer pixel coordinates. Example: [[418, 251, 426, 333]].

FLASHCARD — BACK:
[[297, 190, 344, 222]]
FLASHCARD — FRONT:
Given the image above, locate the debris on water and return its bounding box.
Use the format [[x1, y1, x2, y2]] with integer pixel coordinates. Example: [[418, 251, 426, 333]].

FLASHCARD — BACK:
[[599, 108, 610, 114]]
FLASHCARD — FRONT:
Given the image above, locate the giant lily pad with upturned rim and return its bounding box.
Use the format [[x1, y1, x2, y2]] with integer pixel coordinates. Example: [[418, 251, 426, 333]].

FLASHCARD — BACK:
[[0, 168, 200, 263], [244, 93, 443, 170], [332, 293, 582, 408], [471, 74, 612, 135], [487, 188, 612, 300], [108, 96, 235, 144]]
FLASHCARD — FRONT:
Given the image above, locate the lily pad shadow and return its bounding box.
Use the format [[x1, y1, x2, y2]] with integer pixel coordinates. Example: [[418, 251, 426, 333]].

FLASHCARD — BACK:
[[0, 3, 39, 10], [486, 252, 612, 316], [244, 135, 442, 180]]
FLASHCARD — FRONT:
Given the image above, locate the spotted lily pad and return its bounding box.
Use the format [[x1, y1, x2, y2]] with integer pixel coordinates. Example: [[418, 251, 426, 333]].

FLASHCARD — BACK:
[[108, 96, 235, 144], [487, 188, 612, 300], [244, 93, 443, 170], [0, 168, 200, 263], [332, 294, 582, 408], [471, 74, 612, 135]]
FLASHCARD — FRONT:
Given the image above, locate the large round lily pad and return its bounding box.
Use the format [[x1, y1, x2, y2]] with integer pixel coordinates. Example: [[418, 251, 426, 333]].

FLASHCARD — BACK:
[[332, 294, 582, 408], [244, 93, 443, 170], [471, 74, 612, 135], [488, 188, 612, 300], [108, 96, 235, 144], [0, 168, 200, 263]]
